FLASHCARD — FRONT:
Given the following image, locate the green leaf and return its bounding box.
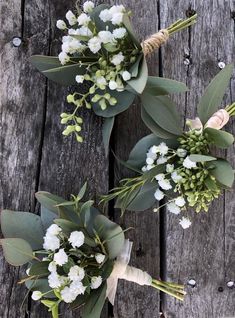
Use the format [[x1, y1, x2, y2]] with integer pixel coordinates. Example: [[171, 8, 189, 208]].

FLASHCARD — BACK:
[[126, 181, 157, 211], [205, 176, 219, 191], [94, 215, 124, 259], [30, 56, 62, 71], [1, 211, 44, 250], [188, 154, 217, 162], [40, 206, 57, 231], [122, 14, 141, 49], [25, 278, 55, 298], [141, 106, 178, 139], [143, 164, 166, 180], [128, 55, 143, 78], [90, 4, 113, 32], [197, 64, 233, 124], [1, 238, 34, 266], [81, 283, 107, 318], [141, 93, 182, 136], [102, 117, 115, 156], [29, 261, 50, 276], [103, 43, 119, 52], [92, 89, 136, 118], [144, 76, 188, 95], [127, 56, 148, 94], [204, 127, 234, 148], [127, 134, 179, 169], [101, 260, 114, 280], [207, 159, 234, 187], [78, 182, 88, 201], [36, 192, 68, 214], [54, 219, 80, 234]]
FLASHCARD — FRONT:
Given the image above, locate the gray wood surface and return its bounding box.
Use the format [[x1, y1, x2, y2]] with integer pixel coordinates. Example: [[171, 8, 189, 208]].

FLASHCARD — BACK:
[[0, 0, 234, 318]]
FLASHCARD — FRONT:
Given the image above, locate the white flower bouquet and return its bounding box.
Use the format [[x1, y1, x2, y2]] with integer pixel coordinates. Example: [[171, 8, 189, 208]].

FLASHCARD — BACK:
[[31, 1, 196, 151], [0, 184, 185, 318], [101, 65, 235, 228]]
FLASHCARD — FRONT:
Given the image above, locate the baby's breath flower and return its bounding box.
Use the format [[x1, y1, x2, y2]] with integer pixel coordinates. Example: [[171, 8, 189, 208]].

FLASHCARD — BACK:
[[183, 156, 197, 169], [179, 217, 192, 229], [69, 231, 85, 248], [157, 142, 169, 155], [65, 10, 77, 26], [157, 156, 167, 165], [146, 157, 154, 165], [48, 272, 63, 288], [53, 248, 68, 266], [98, 30, 114, 43], [70, 281, 86, 295], [83, 1, 95, 13], [175, 197, 186, 207], [43, 234, 60, 251], [68, 266, 85, 281], [31, 291, 42, 301], [122, 71, 131, 81], [113, 27, 127, 39], [99, 9, 112, 22], [58, 52, 70, 65], [154, 188, 164, 201], [111, 52, 124, 66], [171, 171, 182, 183], [48, 261, 57, 273], [95, 253, 105, 264], [61, 286, 76, 303], [155, 173, 165, 181], [167, 202, 181, 215], [158, 179, 172, 190], [77, 13, 91, 26], [76, 75, 85, 84], [47, 224, 62, 236], [90, 276, 102, 289], [56, 20, 67, 30], [88, 36, 102, 53], [166, 164, 174, 173], [176, 148, 187, 158], [109, 80, 118, 90]]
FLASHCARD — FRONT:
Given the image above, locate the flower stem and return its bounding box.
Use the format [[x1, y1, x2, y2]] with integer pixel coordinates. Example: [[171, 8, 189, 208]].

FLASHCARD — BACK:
[[152, 279, 185, 301], [167, 14, 197, 35], [226, 102, 235, 116]]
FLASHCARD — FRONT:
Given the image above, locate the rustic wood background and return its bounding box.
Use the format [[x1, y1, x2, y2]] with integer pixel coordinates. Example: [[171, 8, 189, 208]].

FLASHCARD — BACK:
[[1, 0, 235, 317]]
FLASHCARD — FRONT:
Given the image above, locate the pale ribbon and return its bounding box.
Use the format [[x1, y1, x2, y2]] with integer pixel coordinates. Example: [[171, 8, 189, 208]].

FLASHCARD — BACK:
[[106, 239, 152, 305]]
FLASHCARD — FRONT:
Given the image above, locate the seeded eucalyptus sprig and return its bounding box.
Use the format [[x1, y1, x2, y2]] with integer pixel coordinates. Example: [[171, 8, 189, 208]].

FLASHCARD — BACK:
[[101, 64, 235, 228]]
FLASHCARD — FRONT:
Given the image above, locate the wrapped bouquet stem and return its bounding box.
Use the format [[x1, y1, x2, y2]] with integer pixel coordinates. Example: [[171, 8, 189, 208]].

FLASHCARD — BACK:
[[31, 1, 196, 151], [101, 64, 235, 228], [0, 184, 185, 318]]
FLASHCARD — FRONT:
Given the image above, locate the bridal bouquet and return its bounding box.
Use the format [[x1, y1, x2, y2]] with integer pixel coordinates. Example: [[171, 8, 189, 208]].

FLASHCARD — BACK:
[[0, 185, 185, 318], [31, 1, 196, 150], [101, 65, 235, 228]]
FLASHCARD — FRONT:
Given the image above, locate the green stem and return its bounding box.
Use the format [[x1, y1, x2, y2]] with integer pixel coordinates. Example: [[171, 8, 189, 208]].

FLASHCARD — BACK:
[[151, 282, 184, 301], [167, 14, 197, 35], [226, 102, 235, 116]]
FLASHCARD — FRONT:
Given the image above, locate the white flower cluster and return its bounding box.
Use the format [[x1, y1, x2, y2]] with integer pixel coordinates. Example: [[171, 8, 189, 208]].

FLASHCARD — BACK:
[[142, 142, 193, 229], [34, 224, 106, 303], [55, 1, 136, 111]]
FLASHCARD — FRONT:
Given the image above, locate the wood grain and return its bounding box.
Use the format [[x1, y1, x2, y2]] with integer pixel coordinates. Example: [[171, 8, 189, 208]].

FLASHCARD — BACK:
[[160, 0, 235, 317]]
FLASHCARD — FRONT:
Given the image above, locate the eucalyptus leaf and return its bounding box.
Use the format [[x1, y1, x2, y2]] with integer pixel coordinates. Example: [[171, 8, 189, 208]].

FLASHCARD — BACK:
[[1, 211, 44, 250], [103, 43, 119, 52], [204, 127, 234, 148], [207, 159, 234, 187], [141, 93, 182, 136], [94, 215, 124, 259], [54, 219, 80, 234], [127, 134, 179, 169], [1, 238, 34, 266], [127, 56, 148, 94], [92, 89, 136, 117], [36, 192, 68, 213], [78, 182, 88, 201], [30, 56, 62, 71], [205, 176, 219, 191], [81, 283, 107, 318], [188, 154, 217, 162], [25, 278, 55, 298], [29, 261, 50, 276], [143, 164, 166, 180], [144, 76, 188, 95], [122, 14, 141, 49], [127, 181, 157, 211], [128, 55, 143, 78], [40, 206, 57, 231], [90, 4, 113, 32], [141, 106, 179, 139], [197, 64, 233, 124], [102, 117, 115, 156]]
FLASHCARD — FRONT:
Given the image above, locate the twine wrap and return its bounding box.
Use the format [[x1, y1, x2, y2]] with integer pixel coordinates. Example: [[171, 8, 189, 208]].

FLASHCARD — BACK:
[[141, 29, 169, 55], [106, 240, 152, 305]]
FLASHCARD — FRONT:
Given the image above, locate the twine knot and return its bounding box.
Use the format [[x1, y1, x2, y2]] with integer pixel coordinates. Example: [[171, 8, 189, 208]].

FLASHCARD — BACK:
[[141, 29, 169, 55]]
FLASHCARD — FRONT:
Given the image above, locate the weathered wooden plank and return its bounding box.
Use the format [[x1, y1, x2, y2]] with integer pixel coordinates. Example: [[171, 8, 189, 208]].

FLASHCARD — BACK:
[[0, 0, 50, 317], [28, 0, 109, 317], [113, 1, 161, 317], [160, 0, 235, 317]]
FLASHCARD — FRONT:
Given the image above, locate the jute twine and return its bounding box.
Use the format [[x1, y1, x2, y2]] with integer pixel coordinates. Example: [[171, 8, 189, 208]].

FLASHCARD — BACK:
[[141, 29, 169, 55]]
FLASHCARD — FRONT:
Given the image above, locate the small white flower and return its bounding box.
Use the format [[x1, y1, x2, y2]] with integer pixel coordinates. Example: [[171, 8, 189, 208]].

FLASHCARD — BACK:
[[48, 261, 57, 273], [58, 52, 70, 65], [155, 173, 165, 181], [48, 272, 62, 288], [109, 5, 125, 14], [88, 36, 101, 53], [69, 231, 85, 248], [157, 156, 167, 165], [61, 286, 76, 303], [150, 145, 158, 154], [158, 179, 172, 190], [110, 52, 124, 66], [99, 9, 112, 22], [157, 142, 169, 155], [96, 76, 107, 87], [167, 202, 181, 215], [77, 13, 91, 26], [95, 253, 105, 264], [76, 75, 85, 83], [146, 151, 157, 160], [146, 164, 154, 170], [175, 197, 186, 207], [68, 265, 85, 282], [83, 1, 95, 13], [109, 80, 118, 90], [70, 281, 86, 295], [98, 30, 114, 44], [122, 71, 131, 81], [69, 26, 92, 37], [166, 164, 174, 173], [56, 20, 67, 30], [90, 276, 102, 289], [113, 27, 127, 39], [47, 224, 62, 236], [176, 148, 187, 158], [26, 268, 30, 276], [31, 291, 42, 301], [43, 234, 60, 251], [179, 217, 192, 229], [171, 171, 182, 183], [65, 10, 77, 26], [54, 248, 68, 266], [142, 166, 147, 172], [154, 188, 164, 201], [146, 157, 154, 165], [183, 156, 197, 169], [62, 35, 73, 43]]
